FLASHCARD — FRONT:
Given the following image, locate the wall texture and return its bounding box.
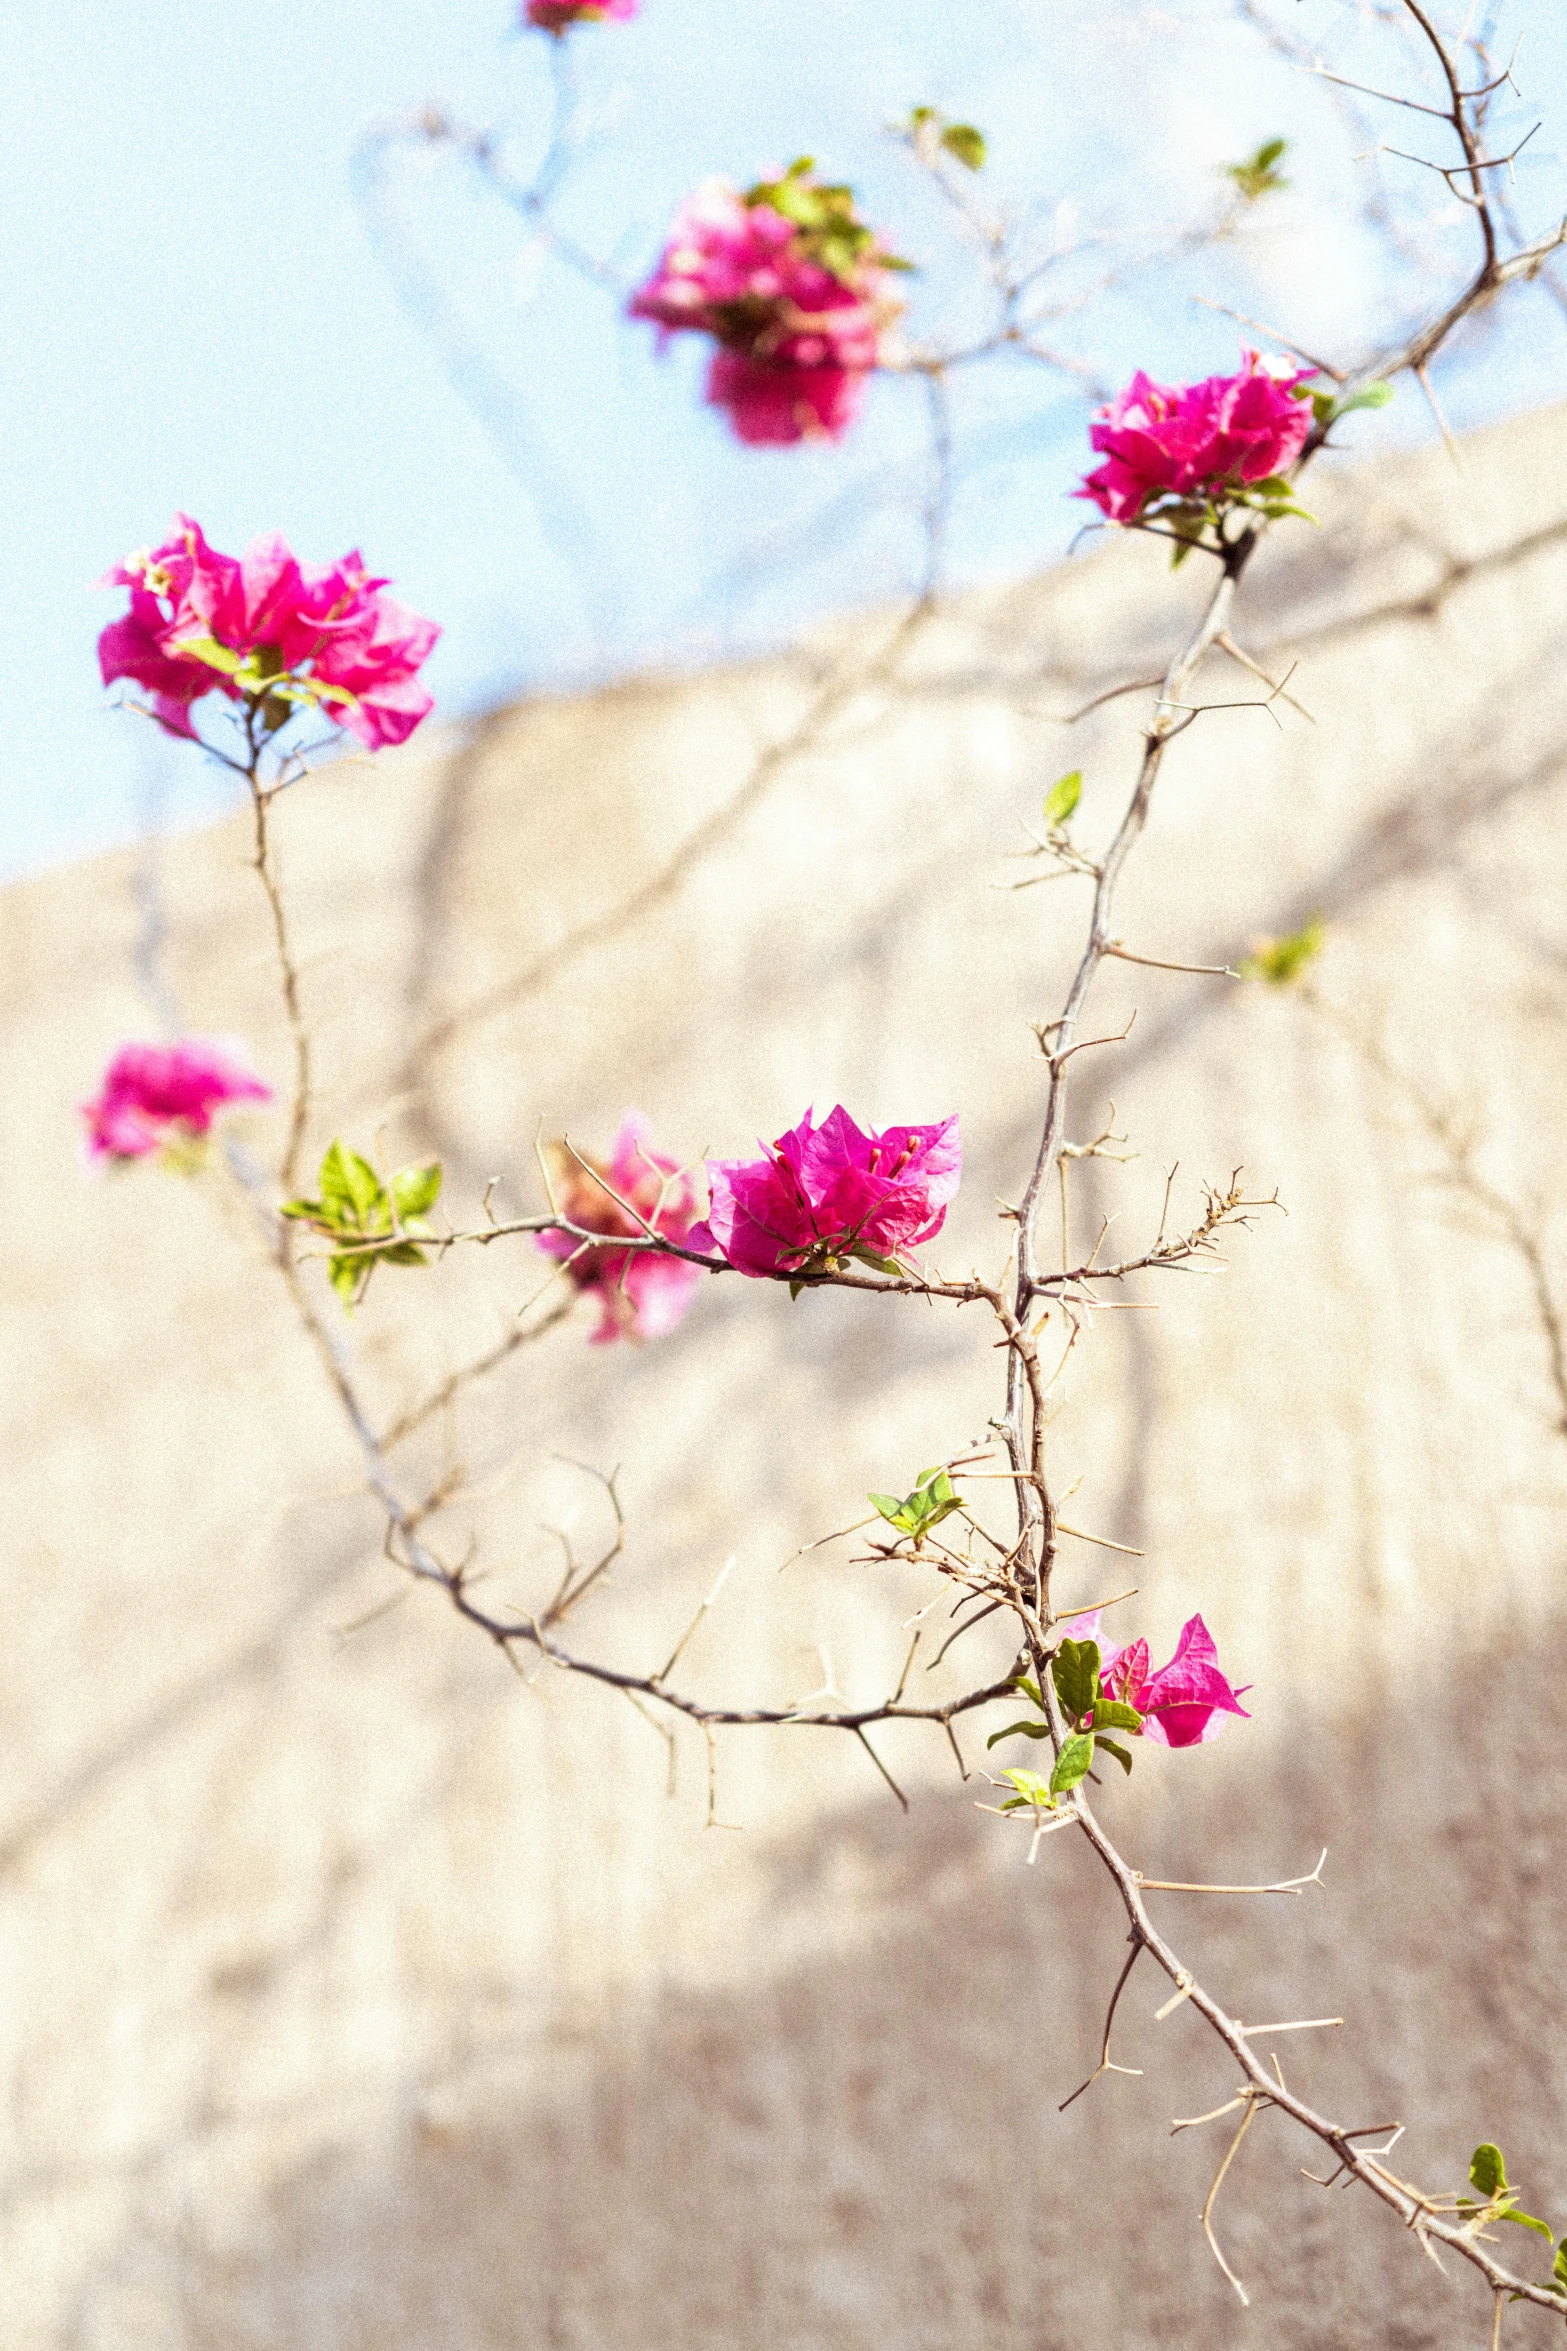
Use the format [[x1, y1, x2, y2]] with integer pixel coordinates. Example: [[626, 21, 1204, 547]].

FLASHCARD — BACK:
[[5, 404, 1567, 2348]]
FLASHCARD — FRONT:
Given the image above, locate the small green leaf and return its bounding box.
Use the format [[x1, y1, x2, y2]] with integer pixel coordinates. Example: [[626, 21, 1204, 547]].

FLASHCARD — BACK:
[[392, 1161, 442, 1221], [1552, 2243, 1567, 2292], [939, 122, 987, 171], [986, 1719, 1051, 1749], [1091, 1698, 1145, 1733], [999, 1767, 1055, 1812], [1224, 136, 1290, 201], [847, 1245, 904, 1276], [1005, 1676, 1045, 1710], [1096, 1734, 1136, 1776], [1044, 770, 1082, 828], [279, 1196, 323, 1222], [1238, 916, 1325, 988], [1337, 379, 1394, 416], [328, 1251, 363, 1306], [379, 1241, 430, 1268], [1050, 1638, 1101, 1724], [1049, 1731, 1096, 1797], [169, 633, 245, 676], [1499, 2206, 1554, 2243], [1470, 2144, 1508, 2201], [868, 1491, 906, 1525]]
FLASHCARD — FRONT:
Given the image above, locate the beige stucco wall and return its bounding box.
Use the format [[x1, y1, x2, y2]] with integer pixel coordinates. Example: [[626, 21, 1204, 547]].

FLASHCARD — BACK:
[[4, 403, 1567, 2347]]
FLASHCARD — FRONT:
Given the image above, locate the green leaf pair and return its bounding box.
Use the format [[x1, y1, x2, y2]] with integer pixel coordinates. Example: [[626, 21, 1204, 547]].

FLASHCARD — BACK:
[[1237, 916, 1325, 988], [868, 1464, 965, 1547], [908, 106, 987, 172], [282, 1139, 442, 1307], [1224, 136, 1289, 202], [1461, 2143, 1557, 2273]]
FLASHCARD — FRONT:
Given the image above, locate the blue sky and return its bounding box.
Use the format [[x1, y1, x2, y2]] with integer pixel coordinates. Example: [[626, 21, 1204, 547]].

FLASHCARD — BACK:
[[3, 0, 1563, 877]]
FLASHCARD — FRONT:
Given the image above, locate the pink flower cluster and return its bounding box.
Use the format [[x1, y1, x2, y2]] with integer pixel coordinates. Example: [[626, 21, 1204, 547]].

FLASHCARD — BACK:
[[537, 1115, 703, 1343], [81, 1038, 271, 1163], [98, 516, 440, 750], [1077, 1610, 1250, 1747], [692, 1106, 961, 1277], [524, 0, 636, 26], [629, 176, 901, 446], [1076, 348, 1315, 524]]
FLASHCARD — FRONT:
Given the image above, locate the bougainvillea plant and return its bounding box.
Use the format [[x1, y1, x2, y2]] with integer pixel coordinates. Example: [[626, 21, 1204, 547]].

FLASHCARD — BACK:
[[523, 0, 637, 30], [629, 162, 907, 444], [83, 0, 1567, 2327], [537, 1114, 704, 1341], [690, 1105, 962, 1283], [81, 1038, 272, 1164], [98, 516, 440, 750]]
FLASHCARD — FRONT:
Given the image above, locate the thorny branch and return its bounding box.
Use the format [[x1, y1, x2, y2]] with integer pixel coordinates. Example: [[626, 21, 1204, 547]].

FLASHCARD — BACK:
[[224, 0, 1567, 2328]]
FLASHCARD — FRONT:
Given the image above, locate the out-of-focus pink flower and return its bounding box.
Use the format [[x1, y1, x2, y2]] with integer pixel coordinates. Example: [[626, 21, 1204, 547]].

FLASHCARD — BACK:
[[537, 1115, 703, 1343], [691, 1106, 961, 1279], [525, 0, 636, 26], [1075, 1611, 1251, 1747], [707, 351, 866, 445], [629, 171, 902, 446], [1076, 349, 1315, 524], [81, 1038, 271, 1163], [98, 516, 439, 750]]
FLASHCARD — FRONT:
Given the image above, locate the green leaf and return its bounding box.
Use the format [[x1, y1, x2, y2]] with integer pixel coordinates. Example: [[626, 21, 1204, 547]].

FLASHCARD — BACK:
[[1311, 389, 1337, 425], [1044, 769, 1082, 828], [378, 1241, 430, 1268], [168, 633, 245, 676], [1498, 2206, 1554, 2243], [1238, 916, 1325, 988], [939, 122, 987, 171], [1050, 1638, 1101, 1723], [868, 1465, 963, 1542], [1224, 136, 1290, 201], [328, 1251, 363, 1306], [999, 1767, 1055, 1812], [985, 1719, 1051, 1749], [1049, 1731, 1096, 1797], [1091, 1698, 1145, 1733], [847, 1245, 904, 1276], [1005, 1676, 1045, 1710], [391, 1161, 442, 1221], [789, 1278, 807, 1301], [279, 1196, 323, 1222], [1553, 2243, 1567, 2292], [1096, 1734, 1136, 1776], [1470, 2144, 1508, 2201], [1337, 379, 1394, 416]]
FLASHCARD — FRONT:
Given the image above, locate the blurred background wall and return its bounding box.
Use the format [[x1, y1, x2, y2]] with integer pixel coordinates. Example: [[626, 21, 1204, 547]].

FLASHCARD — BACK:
[[5, 407, 1567, 2347]]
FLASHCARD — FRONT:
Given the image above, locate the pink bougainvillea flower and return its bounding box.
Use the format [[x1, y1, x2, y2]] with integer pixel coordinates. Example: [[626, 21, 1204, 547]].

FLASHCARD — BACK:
[[1075, 348, 1315, 524], [690, 1106, 962, 1279], [81, 1038, 271, 1163], [98, 516, 439, 750], [1072, 1610, 1251, 1748], [707, 350, 866, 446], [525, 0, 636, 26], [537, 1115, 703, 1343], [629, 168, 903, 446]]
